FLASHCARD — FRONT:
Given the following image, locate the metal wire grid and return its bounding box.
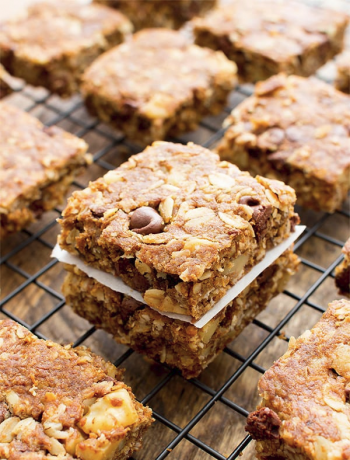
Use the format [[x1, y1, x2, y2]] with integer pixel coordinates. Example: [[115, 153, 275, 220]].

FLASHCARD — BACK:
[[1, 4, 350, 458]]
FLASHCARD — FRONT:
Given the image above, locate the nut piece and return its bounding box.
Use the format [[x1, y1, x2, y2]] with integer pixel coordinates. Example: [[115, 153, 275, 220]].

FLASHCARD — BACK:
[[130, 207, 164, 235], [79, 389, 138, 434]]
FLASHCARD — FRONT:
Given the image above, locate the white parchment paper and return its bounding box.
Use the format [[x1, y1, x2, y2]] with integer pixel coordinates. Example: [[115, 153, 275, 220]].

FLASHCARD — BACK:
[[52, 225, 305, 328]]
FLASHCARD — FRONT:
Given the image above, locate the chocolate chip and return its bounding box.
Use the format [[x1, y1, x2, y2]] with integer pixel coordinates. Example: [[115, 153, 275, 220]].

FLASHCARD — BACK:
[[91, 206, 108, 218], [130, 207, 164, 235], [252, 205, 273, 242], [245, 407, 281, 440], [238, 196, 261, 207]]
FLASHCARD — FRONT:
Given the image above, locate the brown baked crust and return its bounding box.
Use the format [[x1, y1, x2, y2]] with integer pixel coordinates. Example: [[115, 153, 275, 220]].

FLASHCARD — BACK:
[[62, 250, 299, 379], [246, 299, 350, 460], [94, 0, 216, 30], [58, 141, 298, 320], [81, 28, 237, 144], [192, 0, 349, 82], [0, 319, 153, 460], [0, 64, 14, 99], [0, 2, 132, 97], [335, 51, 350, 94], [0, 102, 90, 239], [216, 74, 350, 213], [335, 238, 350, 296]]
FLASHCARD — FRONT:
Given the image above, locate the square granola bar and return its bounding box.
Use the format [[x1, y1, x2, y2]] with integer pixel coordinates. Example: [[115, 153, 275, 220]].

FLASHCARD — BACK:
[[0, 319, 153, 460], [62, 249, 299, 378], [335, 238, 350, 296], [216, 74, 350, 213], [246, 298, 350, 460], [335, 50, 350, 94], [58, 141, 298, 321], [81, 29, 237, 144], [94, 0, 216, 31], [0, 102, 90, 239], [192, 0, 349, 82], [0, 2, 132, 97]]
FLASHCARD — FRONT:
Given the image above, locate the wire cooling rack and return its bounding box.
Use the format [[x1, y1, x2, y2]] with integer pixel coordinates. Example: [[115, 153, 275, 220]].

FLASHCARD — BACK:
[[1, 1, 350, 458]]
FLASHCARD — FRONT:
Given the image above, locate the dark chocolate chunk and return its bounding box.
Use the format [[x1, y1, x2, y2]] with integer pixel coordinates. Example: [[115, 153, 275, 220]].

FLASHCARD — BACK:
[[130, 206, 164, 235], [252, 205, 273, 241], [245, 407, 281, 440]]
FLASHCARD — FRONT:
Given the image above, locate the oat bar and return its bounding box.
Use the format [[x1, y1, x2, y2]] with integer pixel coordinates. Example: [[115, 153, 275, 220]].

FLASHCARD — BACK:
[[0, 2, 132, 97], [335, 238, 350, 296], [81, 29, 237, 144], [0, 319, 153, 460], [335, 50, 350, 94], [58, 141, 299, 321], [216, 74, 350, 213], [94, 0, 216, 31], [62, 249, 299, 379], [246, 298, 350, 459], [0, 102, 90, 239], [0, 65, 14, 99], [192, 0, 348, 82]]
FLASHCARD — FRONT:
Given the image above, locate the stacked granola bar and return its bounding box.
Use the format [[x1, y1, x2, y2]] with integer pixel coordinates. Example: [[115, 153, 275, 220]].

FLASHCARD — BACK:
[[0, 319, 153, 460], [57, 141, 300, 378]]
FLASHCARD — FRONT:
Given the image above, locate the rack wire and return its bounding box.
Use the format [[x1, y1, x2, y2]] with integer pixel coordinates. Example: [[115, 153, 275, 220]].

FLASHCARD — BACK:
[[1, 1, 350, 458]]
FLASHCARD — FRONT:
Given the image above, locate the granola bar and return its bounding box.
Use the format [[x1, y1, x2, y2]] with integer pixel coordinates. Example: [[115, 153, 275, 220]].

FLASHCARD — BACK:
[[81, 29, 237, 144], [335, 50, 350, 94], [63, 249, 299, 378], [94, 0, 216, 31], [58, 141, 299, 321], [0, 319, 153, 460], [216, 74, 350, 213], [335, 238, 350, 296], [0, 65, 14, 99], [0, 2, 132, 97], [192, 0, 349, 82], [0, 102, 90, 239], [246, 298, 350, 460]]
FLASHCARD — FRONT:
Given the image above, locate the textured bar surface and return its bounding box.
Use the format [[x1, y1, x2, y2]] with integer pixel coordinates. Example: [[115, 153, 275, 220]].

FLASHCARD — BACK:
[[192, 0, 348, 82], [0, 319, 153, 460], [0, 102, 90, 239], [246, 298, 350, 459], [63, 250, 299, 379], [0, 2, 132, 97], [58, 141, 298, 320], [81, 29, 237, 144], [216, 74, 350, 213]]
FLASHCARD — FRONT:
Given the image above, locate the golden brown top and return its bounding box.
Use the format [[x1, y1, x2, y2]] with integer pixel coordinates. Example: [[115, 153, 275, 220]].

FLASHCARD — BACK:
[[192, 0, 348, 64], [0, 102, 88, 212], [82, 28, 237, 119], [0, 1, 132, 64], [257, 299, 350, 459], [0, 320, 152, 460], [59, 141, 297, 283], [221, 74, 350, 184]]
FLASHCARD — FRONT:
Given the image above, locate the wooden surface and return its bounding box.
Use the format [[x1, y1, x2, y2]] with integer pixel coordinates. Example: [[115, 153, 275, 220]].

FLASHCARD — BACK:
[[0, 1, 350, 459]]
